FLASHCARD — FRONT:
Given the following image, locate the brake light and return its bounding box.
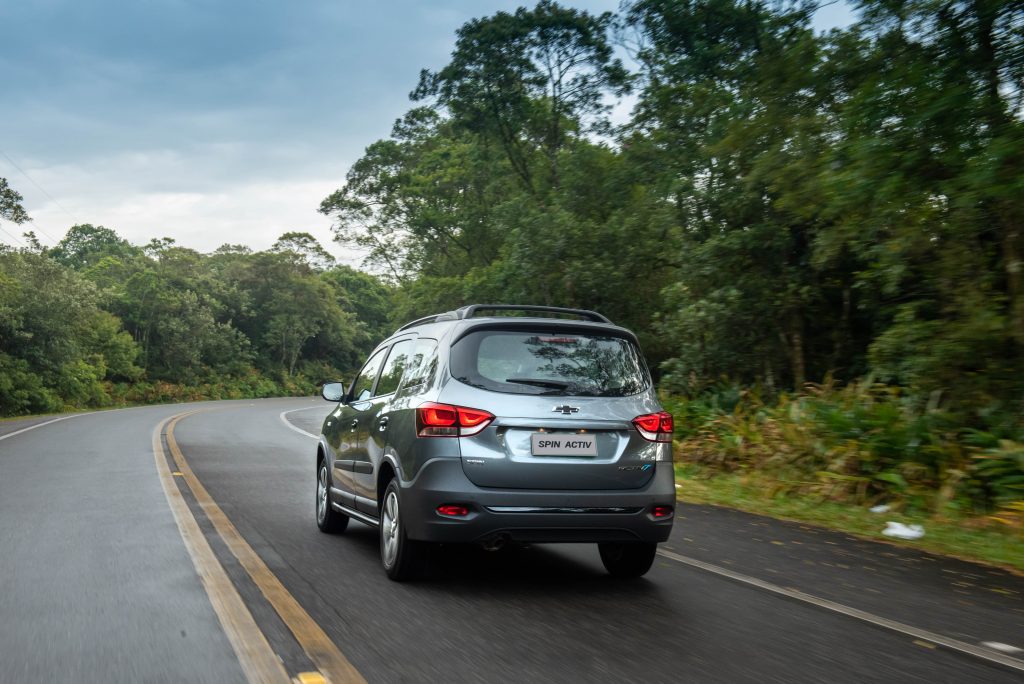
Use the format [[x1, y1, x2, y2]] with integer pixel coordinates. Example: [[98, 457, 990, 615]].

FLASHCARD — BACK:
[[420, 404, 457, 427], [457, 407, 493, 428], [633, 411, 673, 443], [652, 505, 674, 518], [417, 402, 494, 437]]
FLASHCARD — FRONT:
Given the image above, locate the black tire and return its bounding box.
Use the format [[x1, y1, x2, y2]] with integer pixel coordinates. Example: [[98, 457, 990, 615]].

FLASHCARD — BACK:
[[598, 542, 657, 578], [379, 479, 427, 581], [316, 461, 348, 534]]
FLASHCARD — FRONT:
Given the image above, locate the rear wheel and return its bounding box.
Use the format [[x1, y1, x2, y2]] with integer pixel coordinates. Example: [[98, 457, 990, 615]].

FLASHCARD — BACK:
[[598, 542, 657, 578], [380, 479, 427, 581], [316, 462, 348, 534]]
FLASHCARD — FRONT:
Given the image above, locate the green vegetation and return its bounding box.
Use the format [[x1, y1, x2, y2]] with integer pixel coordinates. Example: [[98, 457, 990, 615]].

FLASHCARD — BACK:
[[675, 464, 1024, 571], [0, 225, 390, 414], [1, 1, 1021, 538], [667, 384, 1024, 567]]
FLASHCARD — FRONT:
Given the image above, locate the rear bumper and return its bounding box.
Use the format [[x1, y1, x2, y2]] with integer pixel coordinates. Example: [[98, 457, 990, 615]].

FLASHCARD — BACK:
[[400, 458, 676, 544]]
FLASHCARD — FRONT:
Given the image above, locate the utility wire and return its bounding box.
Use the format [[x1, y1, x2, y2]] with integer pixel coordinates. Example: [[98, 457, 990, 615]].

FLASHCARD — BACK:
[[0, 149, 74, 244], [0, 221, 27, 248]]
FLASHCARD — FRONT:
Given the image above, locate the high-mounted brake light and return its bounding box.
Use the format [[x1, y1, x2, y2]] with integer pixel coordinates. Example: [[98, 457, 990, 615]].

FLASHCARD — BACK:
[[632, 411, 673, 443], [417, 402, 494, 437]]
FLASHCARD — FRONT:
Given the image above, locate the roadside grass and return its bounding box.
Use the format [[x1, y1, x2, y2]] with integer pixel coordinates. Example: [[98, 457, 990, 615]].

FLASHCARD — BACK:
[[675, 463, 1024, 573]]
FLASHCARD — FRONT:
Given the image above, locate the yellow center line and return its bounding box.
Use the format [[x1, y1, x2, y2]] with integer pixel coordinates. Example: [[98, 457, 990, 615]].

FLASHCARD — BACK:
[[165, 412, 366, 684], [152, 411, 291, 684]]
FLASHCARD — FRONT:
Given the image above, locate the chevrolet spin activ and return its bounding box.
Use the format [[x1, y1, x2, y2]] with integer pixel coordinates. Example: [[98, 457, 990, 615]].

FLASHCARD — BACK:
[[315, 305, 676, 581]]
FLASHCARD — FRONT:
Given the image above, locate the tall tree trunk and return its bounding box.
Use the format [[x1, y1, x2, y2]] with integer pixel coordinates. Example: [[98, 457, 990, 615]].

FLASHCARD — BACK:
[[972, 0, 1024, 344], [788, 311, 806, 389], [830, 283, 853, 377], [1003, 220, 1024, 345]]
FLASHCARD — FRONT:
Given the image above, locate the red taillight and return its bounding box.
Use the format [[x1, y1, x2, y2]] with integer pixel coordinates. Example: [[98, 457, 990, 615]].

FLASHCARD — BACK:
[[420, 404, 457, 427], [652, 505, 674, 518], [633, 411, 673, 443], [457, 407, 493, 428], [634, 414, 661, 432], [417, 402, 494, 437], [436, 504, 471, 517]]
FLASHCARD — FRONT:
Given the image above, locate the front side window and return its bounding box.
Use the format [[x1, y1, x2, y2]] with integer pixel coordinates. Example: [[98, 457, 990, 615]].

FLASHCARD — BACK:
[[375, 339, 413, 397], [450, 329, 649, 397], [351, 347, 387, 402]]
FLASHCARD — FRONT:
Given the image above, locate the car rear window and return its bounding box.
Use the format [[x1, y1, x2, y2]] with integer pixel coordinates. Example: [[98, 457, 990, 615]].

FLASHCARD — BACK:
[[450, 329, 649, 397]]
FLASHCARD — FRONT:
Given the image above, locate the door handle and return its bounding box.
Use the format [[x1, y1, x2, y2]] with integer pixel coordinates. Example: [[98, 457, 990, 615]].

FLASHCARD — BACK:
[[350, 419, 358, 432], [378, 416, 389, 432]]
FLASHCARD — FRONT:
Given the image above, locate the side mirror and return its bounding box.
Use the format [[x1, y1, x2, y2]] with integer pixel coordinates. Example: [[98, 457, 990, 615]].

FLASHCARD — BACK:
[[321, 382, 347, 403]]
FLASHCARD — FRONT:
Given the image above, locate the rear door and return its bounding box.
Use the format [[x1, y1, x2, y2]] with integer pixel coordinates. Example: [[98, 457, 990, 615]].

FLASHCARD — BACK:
[[445, 327, 667, 490], [353, 338, 414, 514], [380, 337, 441, 480]]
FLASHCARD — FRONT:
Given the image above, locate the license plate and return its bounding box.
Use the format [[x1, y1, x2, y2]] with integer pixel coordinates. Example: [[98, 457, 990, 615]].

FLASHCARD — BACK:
[[531, 433, 597, 456]]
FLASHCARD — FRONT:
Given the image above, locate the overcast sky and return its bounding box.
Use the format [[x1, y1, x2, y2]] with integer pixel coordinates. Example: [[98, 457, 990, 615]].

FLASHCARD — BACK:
[[0, 1, 855, 263]]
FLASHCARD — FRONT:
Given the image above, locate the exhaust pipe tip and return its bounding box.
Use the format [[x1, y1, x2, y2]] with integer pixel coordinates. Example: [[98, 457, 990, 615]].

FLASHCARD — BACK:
[[479, 534, 509, 552]]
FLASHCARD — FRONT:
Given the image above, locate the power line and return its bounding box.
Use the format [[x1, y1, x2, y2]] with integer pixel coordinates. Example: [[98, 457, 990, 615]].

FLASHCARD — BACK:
[[0, 150, 75, 244], [0, 221, 27, 248]]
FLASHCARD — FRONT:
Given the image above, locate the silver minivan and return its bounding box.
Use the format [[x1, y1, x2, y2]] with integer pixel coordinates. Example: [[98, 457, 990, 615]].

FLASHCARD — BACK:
[[316, 305, 675, 580]]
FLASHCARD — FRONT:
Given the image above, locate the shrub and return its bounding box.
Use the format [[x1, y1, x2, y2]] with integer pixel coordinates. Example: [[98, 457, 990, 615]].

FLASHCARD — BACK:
[[670, 380, 1022, 515]]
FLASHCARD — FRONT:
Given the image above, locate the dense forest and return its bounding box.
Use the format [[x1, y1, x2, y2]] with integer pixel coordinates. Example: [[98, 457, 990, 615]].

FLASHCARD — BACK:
[[0, 223, 392, 411], [2, 0, 1022, 517]]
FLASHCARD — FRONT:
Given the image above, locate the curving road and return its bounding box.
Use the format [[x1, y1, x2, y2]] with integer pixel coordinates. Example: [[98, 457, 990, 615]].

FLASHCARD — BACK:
[[1, 397, 1022, 683]]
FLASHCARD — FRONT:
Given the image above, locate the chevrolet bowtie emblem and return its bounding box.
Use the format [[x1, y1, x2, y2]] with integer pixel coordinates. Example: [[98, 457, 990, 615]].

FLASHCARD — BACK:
[[552, 405, 580, 415]]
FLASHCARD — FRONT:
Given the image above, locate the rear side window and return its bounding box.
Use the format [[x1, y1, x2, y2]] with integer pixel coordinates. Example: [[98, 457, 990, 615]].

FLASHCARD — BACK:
[[400, 338, 439, 392], [351, 347, 387, 402], [450, 330, 649, 397], [375, 339, 413, 397]]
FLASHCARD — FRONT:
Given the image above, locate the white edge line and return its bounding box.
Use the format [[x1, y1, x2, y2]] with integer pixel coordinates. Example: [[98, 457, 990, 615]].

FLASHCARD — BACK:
[[0, 402, 199, 443], [279, 406, 323, 440], [1, 399, 317, 445], [657, 548, 1024, 673], [1, 402, 323, 444], [983, 642, 1024, 654], [0, 413, 90, 442]]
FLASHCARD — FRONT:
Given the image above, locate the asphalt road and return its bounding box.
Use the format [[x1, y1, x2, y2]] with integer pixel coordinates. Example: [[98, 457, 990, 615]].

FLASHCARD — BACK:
[[1, 397, 1022, 683]]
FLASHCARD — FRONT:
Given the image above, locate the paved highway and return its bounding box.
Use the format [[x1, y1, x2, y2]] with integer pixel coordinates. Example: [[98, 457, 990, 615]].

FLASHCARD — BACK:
[[1, 397, 1022, 683]]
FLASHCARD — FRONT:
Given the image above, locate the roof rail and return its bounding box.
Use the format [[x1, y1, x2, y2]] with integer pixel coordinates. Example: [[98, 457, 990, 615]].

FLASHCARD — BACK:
[[393, 312, 457, 333], [455, 304, 611, 324], [393, 304, 612, 335]]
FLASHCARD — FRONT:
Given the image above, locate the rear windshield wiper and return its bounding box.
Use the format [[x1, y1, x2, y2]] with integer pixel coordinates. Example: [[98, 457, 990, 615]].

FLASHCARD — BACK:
[[505, 377, 572, 391]]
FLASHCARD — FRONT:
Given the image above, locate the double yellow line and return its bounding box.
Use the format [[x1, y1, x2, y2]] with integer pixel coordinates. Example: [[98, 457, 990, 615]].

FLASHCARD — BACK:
[[153, 410, 365, 684]]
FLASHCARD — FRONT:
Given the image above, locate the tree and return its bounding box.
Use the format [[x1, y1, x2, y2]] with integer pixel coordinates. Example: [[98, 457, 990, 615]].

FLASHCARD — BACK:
[[412, 0, 630, 192], [0, 178, 30, 224], [811, 0, 1024, 411], [627, 0, 841, 390], [271, 231, 337, 271], [49, 224, 142, 269], [321, 265, 394, 352], [320, 108, 512, 281], [0, 249, 142, 413]]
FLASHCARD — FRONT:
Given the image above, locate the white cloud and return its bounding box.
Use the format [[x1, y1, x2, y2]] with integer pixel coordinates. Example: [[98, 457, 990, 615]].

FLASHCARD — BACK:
[[13, 152, 365, 265], [7, 0, 817, 269]]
